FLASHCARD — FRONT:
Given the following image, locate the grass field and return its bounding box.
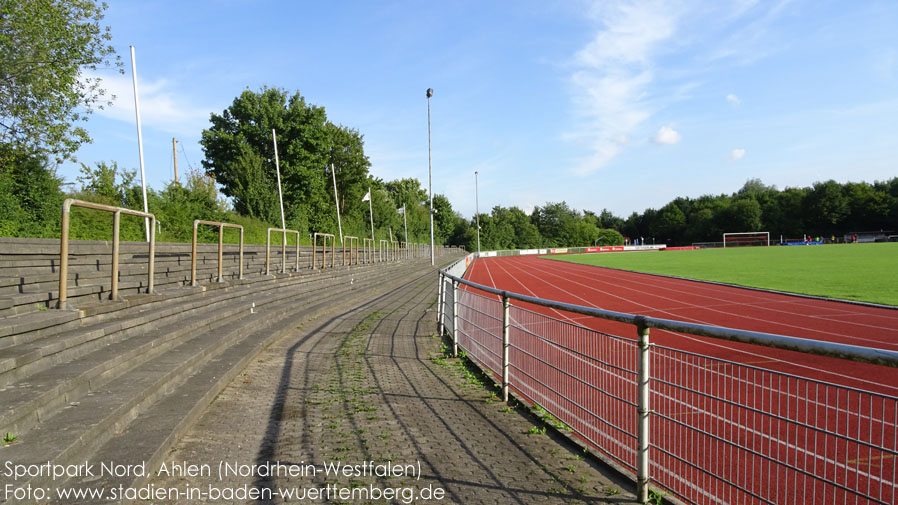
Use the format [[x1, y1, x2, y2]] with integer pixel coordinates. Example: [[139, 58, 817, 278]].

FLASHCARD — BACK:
[[544, 243, 898, 306]]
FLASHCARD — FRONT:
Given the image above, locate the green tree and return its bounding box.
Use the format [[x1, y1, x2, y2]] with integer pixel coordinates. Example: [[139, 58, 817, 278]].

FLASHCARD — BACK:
[[531, 201, 578, 246], [202, 87, 366, 237], [385, 177, 428, 242], [327, 123, 371, 236], [0, 0, 120, 164], [155, 168, 228, 242], [804, 180, 849, 234], [651, 201, 687, 244], [594, 228, 624, 246], [76, 160, 134, 204], [432, 194, 455, 244], [0, 149, 65, 237]]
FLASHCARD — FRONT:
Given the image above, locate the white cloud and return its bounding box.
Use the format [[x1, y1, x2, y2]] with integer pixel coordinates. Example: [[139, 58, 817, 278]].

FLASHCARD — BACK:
[[653, 124, 682, 144], [730, 148, 746, 160], [568, 1, 684, 174], [83, 70, 213, 137], [726, 93, 741, 106]]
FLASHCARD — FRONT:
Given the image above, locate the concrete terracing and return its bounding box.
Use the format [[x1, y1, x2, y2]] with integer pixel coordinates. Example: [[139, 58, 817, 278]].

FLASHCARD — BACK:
[[0, 237, 635, 504]]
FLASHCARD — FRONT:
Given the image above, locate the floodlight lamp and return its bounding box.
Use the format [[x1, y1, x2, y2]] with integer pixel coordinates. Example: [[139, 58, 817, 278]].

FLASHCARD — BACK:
[[426, 88, 434, 98]]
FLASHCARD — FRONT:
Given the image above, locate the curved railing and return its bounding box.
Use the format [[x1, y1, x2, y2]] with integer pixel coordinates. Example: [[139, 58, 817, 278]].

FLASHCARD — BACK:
[[439, 255, 898, 505]]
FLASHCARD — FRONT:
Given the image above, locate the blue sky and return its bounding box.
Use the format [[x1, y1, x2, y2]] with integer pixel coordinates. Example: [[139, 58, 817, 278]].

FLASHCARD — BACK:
[[63, 0, 897, 219]]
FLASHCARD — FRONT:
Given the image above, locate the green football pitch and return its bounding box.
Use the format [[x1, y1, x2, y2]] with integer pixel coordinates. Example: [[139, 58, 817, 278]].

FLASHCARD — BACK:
[[544, 243, 898, 306]]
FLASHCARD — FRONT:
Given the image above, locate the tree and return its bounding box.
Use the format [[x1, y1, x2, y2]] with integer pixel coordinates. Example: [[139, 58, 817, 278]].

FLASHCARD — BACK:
[[76, 160, 135, 204], [651, 202, 687, 244], [201, 87, 370, 236], [0, 149, 65, 237], [594, 228, 624, 246], [327, 123, 371, 233], [0, 0, 120, 164], [432, 194, 455, 244], [804, 180, 849, 234], [531, 201, 578, 246]]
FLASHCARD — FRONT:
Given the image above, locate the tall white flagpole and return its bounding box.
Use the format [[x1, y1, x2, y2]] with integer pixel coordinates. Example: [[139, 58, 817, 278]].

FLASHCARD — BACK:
[[330, 164, 343, 245], [130, 46, 150, 241], [367, 187, 374, 241], [402, 206, 408, 244], [272, 129, 286, 246]]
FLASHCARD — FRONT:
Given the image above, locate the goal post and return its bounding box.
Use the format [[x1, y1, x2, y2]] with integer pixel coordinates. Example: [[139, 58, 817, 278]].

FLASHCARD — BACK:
[[723, 231, 770, 248]]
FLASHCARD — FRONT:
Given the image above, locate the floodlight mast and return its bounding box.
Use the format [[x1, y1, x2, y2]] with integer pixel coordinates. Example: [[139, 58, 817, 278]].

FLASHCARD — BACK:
[[427, 87, 435, 266]]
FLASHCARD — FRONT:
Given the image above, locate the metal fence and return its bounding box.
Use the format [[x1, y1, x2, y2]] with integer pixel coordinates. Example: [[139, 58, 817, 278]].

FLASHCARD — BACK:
[[438, 265, 898, 505]]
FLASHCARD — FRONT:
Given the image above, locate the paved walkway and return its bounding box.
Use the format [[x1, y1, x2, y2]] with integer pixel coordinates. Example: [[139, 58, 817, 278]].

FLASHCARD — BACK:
[[152, 265, 638, 504]]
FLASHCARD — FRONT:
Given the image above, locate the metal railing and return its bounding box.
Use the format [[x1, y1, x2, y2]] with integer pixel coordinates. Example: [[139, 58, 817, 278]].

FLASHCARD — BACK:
[[56, 199, 156, 309], [363, 238, 375, 264], [311, 232, 336, 269], [379, 239, 389, 262], [438, 267, 898, 505], [191, 220, 244, 285], [265, 228, 300, 275], [343, 236, 359, 266]]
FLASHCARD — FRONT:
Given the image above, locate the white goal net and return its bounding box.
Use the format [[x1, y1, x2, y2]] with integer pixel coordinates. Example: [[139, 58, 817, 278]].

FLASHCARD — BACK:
[[722, 231, 770, 248]]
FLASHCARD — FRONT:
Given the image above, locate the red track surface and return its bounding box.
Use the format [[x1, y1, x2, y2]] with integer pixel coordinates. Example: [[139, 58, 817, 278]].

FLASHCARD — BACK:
[[464, 255, 898, 398]]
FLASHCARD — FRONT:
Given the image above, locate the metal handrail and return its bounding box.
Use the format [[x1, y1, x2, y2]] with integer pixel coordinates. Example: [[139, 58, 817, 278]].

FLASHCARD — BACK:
[[362, 238, 376, 264], [439, 270, 898, 367], [379, 239, 389, 262], [191, 220, 244, 285], [343, 236, 359, 266], [56, 199, 156, 309], [265, 228, 300, 275], [311, 232, 336, 269]]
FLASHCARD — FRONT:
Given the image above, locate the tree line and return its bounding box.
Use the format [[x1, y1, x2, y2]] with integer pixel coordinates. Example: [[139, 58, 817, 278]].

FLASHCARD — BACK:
[[1, 1, 895, 249], [455, 177, 898, 251]]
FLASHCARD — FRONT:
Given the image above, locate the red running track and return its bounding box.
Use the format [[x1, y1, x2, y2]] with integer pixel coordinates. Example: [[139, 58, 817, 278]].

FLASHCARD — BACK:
[[462, 255, 898, 504], [465, 254, 898, 396]]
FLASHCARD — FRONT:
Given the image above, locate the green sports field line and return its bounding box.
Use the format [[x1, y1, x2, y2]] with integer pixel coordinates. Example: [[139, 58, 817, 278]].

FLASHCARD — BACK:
[[542, 243, 898, 306]]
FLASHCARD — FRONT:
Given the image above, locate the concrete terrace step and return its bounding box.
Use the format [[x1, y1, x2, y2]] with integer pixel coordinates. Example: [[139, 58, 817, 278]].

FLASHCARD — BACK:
[[0, 263, 411, 437], [0, 238, 375, 318], [0, 262, 431, 503], [0, 260, 399, 373]]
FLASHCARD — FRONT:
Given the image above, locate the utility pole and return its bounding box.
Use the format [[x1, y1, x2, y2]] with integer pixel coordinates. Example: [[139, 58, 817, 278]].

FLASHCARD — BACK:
[[426, 88, 435, 266], [172, 138, 179, 184]]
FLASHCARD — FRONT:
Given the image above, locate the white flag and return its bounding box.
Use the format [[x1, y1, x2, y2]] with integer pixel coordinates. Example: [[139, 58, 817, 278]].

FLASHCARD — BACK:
[[361, 190, 370, 202], [398, 205, 405, 214]]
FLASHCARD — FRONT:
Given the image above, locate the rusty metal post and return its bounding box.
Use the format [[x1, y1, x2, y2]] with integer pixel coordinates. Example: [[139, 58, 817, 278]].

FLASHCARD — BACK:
[[147, 216, 155, 293], [111, 210, 120, 300], [238, 227, 245, 280], [216, 224, 224, 282], [57, 201, 71, 309], [191, 221, 199, 286], [281, 230, 287, 274], [294, 232, 300, 272]]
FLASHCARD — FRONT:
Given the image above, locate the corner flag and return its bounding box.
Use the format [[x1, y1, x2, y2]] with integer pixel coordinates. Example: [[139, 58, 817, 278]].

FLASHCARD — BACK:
[[362, 189, 371, 202]]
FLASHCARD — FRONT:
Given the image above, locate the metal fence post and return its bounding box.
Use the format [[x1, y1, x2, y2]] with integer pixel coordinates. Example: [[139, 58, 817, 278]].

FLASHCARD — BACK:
[[502, 294, 510, 402], [238, 228, 244, 280], [216, 224, 224, 282], [437, 273, 445, 335], [147, 217, 155, 293], [57, 202, 71, 309], [636, 315, 651, 504], [111, 210, 121, 300], [452, 279, 459, 356]]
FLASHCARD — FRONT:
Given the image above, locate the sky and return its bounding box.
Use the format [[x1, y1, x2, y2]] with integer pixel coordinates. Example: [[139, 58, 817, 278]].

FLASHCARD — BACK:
[[62, 0, 898, 219]]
